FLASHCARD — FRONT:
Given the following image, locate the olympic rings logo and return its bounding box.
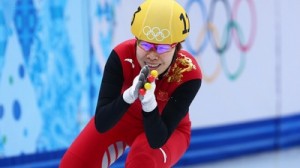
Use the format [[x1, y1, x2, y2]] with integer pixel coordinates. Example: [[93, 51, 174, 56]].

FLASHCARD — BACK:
[[185, 0, 256, 82], [143, 26, 171, 41]]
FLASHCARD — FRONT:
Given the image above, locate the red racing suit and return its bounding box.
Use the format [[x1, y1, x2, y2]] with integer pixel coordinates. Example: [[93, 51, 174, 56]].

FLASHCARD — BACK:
[[60, 39, 202, 168]]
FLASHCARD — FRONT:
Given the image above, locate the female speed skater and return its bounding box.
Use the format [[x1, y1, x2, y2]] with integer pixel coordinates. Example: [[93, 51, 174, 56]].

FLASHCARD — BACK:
[[60, 0, 202, 167]]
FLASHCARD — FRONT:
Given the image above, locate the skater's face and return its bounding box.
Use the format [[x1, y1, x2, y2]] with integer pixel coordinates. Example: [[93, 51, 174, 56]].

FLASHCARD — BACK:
[[136, 40, 177, 75]]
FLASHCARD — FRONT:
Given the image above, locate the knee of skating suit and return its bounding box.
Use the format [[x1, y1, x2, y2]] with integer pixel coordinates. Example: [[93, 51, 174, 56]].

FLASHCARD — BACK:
[[125, 134, 171, 168], [125, 128, 190, 168]]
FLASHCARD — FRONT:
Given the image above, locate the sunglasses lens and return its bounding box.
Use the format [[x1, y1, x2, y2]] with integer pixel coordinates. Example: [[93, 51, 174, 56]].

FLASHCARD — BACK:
[[139, 41, 153, 51], [156, 45, 172, 54]]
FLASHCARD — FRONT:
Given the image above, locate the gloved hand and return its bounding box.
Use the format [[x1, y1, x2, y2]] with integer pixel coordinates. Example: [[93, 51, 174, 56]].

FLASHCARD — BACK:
[[140, 77, 157, 112], [123, 66, 150, 104]]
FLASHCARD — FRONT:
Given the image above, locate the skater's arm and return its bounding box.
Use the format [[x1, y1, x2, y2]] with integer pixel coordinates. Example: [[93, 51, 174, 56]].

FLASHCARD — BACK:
[[143, 79, 201, 148], [94, 50, 130, 133]]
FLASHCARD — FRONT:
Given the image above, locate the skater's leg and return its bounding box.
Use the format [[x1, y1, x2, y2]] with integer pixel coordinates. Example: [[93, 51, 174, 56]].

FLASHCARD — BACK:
[[126, 130, 189, 168], [60, 117, 128, 168]]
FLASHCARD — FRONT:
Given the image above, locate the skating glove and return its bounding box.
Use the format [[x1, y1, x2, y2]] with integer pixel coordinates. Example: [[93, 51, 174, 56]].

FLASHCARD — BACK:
[[123, 66, 149, 104], [140, 77, 157, 112]]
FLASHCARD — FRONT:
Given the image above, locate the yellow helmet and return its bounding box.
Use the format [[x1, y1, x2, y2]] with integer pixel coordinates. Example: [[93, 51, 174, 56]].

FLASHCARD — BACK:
[[131, 0, 190, 44]]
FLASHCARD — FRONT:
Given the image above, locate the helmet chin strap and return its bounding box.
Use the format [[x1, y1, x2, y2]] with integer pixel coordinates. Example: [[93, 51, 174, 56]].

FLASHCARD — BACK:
[[158, 44, 180, 80], [171, 43, 182, 64]]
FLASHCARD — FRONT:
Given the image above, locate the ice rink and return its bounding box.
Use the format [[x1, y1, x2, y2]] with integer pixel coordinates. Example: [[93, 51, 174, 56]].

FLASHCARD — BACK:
[[186, 146, 300, 168]]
